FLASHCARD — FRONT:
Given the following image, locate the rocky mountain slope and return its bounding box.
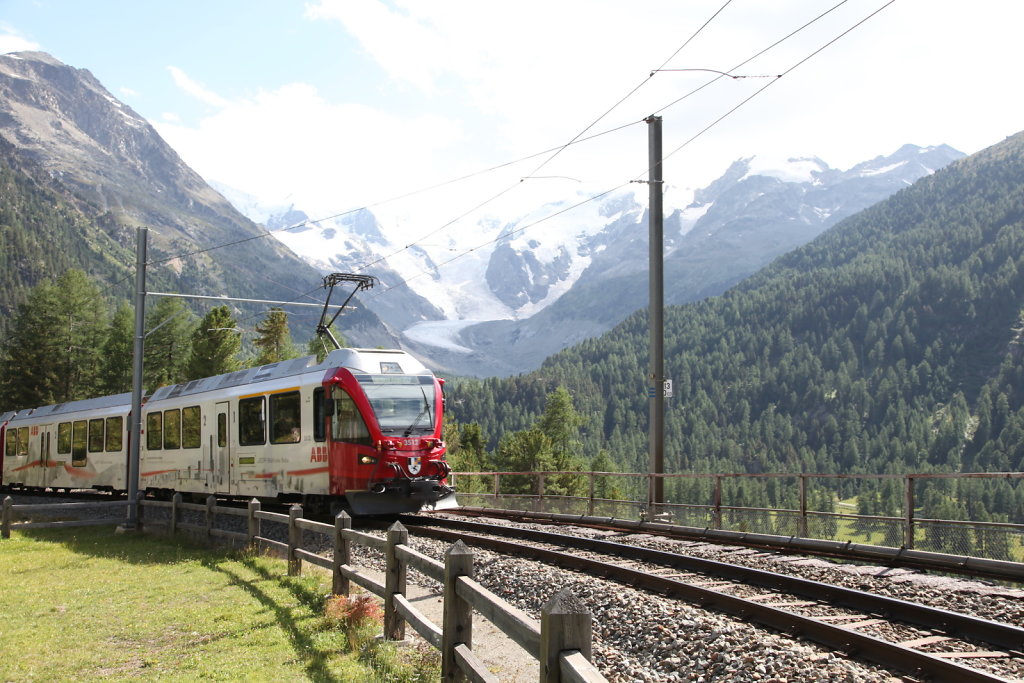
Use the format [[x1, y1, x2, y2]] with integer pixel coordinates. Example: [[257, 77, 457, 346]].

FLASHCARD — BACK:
[[0, 51, 393, 346]]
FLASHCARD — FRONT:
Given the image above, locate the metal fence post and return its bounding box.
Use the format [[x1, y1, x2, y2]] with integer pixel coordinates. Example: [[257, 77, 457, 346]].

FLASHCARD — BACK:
[[540, 589, 593, 683], [287, 504, 302, 576], [2, 496, 11, 539], [493, 473, 501, 501], [333, 510, 351, 596], [904, 476, 915, 549], [712, 476, 723, 530], [442, 540, 474, 682], [588, 473, 595, 517], [170, 492, 181, 536], [247, 498, 260, 546], [798, 475, 808, 538], [384, 521, 408, 641]]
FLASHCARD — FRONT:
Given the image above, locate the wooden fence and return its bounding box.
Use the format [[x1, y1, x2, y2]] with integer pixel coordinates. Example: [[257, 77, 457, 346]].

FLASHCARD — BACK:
[[1, 494, 607, 683]]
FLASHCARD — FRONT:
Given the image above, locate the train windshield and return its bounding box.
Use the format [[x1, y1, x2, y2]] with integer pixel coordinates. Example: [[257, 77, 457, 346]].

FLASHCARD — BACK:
[[354, 374, 436, 436]]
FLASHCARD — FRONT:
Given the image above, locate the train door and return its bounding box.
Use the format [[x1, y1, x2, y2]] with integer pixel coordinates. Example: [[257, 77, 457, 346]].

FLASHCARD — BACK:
[[39, 424, 55, 489], [24, 425, 47, 488], [214, 402, 231, 494]]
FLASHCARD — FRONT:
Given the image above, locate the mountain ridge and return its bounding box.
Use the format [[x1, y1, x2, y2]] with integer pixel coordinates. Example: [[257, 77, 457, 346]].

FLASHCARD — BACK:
[[239, 143, 962, 376]]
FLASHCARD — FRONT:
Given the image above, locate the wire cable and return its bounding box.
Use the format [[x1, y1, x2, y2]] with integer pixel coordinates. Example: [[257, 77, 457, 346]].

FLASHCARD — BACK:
[[660, 0, 895, 165], [521, 0, 735, 180], [136, 0, 895, 324], [364, 0, 898, 305], [144, 3, 736, 273]]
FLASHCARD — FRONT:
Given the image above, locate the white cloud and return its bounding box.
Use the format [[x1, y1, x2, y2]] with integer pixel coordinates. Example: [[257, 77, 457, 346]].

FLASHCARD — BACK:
[[0, 30, 39, 54], [157, 1, 1024, 234], [167, 66, 229, 108], [154, 81, 463, 219]]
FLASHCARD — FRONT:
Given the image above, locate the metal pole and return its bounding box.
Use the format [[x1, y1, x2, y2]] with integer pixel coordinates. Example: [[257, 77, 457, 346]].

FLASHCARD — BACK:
[[646, 115, 665, 510], [125, 227, 147, 530]]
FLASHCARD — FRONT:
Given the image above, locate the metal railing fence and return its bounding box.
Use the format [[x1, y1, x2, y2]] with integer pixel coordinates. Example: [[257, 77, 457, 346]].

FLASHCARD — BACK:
[[450, 471, 1024, 563]]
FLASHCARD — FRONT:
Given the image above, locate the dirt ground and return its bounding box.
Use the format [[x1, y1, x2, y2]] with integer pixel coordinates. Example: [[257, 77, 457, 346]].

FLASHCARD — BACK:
[[363, 569, 539, 681]]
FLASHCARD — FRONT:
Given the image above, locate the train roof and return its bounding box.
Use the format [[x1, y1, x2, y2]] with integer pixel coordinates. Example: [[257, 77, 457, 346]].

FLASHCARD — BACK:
[[148, 348, 431, 402], [1, 410, 16, 423], [8, 393, 133, 423]]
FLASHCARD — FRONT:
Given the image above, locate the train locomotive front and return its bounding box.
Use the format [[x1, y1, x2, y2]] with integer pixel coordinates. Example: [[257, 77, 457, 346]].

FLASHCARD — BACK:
[[324, 349, 455, 515]]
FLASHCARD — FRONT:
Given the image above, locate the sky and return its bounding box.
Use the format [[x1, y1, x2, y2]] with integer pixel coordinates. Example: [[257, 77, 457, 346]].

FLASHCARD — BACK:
[[1, 0, 1022, 230]]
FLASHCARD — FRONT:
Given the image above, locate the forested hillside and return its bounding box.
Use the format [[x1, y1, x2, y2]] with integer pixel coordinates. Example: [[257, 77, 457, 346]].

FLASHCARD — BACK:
[[0, 139, 134, 333], [446, 131, 1024, 485]]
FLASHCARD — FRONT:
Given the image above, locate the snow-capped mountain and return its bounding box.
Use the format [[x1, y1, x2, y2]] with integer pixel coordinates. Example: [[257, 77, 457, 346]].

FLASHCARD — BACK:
[[223, 143, 963, 377]]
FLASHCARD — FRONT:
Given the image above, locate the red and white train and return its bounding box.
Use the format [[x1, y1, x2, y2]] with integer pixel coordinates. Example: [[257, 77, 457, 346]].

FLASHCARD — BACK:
[[0, 348, 456, 515]]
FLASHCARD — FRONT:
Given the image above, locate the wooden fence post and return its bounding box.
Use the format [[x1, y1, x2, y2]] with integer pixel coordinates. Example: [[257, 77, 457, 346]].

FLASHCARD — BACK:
[[540, 589, 593, 683], [287, 504, 302, 576], [136, 492, 145, 532], [2, 496, 11, 539], [442, 540, 474, 682], [247, 498, 260, 546], [205, 495, 216, 543], [170, 492, 181, 536], [333, 510, 351, 596], [384, 521, 409, 641]]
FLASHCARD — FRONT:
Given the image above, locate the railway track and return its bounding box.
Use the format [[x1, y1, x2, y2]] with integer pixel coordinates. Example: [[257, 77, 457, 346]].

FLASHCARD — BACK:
[[399, 513, 1024, 683]]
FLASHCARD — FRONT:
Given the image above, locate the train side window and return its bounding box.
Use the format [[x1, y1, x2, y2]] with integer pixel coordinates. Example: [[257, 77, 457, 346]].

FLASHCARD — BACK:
[[313, 388, 326, 442], [164, 409, 181, 449], [57, 422, 71, 454], [270, 391, 301, 444], [332, 390, 372, 446], [217, 413, 227, 448], [88, 418, 104, 453], [239, 396, 266, 446], [4, 428, 23, 457], [182, 406, 201, 449], [105, 417, 123, 452], [146, 413, 162, 450], [72, 421, 87, 467]]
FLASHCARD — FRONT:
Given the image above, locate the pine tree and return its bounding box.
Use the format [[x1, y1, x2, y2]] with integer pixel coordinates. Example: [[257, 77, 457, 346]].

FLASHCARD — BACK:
[[144, 297, 196, 389], [98, 303, 135, 394], [538, 386, 587, 496], [0, 269, 108, 409], [306, 322, 346, 362], [494, 429, 554, 494], [186, 306, 242, 380], [252, 308, 298, 366]]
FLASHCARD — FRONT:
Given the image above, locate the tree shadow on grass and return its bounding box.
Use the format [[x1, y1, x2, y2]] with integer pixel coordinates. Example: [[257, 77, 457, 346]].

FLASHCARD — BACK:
[[205, 557, 344, 683], [13, 524, 220, 566]]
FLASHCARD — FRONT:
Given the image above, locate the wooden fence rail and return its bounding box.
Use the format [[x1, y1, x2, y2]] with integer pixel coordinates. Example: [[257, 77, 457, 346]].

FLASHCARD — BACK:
[[1, 494, 606, 683]]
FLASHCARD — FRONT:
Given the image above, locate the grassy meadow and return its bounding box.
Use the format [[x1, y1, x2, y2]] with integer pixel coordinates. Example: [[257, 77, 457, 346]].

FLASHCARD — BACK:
[[0, 526, 439, 682]]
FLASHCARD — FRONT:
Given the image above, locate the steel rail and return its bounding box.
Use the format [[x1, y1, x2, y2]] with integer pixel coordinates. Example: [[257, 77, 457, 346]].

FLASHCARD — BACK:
[[401, 516, 1022, 683]]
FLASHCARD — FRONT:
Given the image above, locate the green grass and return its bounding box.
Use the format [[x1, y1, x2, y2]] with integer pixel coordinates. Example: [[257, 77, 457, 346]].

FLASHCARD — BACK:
[[0, 526, 439, 682]]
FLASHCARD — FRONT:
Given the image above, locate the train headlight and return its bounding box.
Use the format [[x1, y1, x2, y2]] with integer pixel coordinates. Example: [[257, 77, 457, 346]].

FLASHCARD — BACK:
[[359, 455, 378, 465]]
